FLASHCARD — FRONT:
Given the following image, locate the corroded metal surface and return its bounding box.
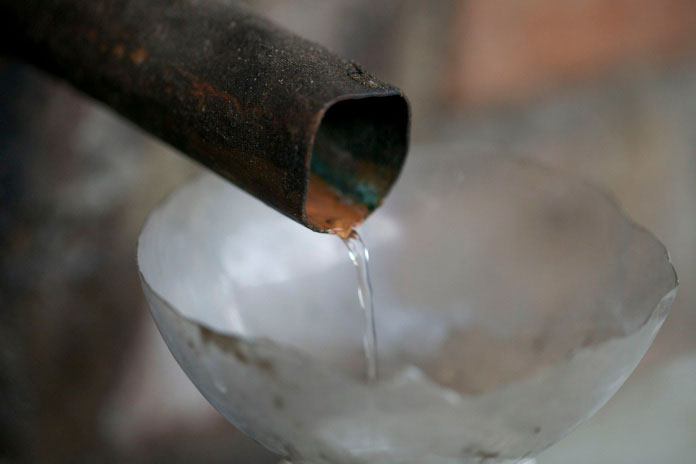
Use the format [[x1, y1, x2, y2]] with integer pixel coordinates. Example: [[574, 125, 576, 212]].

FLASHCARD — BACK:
[[1, 0, 410, 232]]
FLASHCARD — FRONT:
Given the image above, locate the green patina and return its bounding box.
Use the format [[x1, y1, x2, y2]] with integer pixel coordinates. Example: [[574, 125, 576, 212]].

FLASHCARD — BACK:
[[310, 155, 380, 211]]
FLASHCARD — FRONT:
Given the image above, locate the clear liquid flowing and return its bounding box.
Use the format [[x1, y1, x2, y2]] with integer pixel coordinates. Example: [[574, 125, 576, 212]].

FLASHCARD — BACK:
[[342, 230, 378, 384]]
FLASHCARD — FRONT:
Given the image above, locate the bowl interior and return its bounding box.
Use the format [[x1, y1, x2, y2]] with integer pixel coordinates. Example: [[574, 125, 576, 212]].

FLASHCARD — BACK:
[[138, 149, 677, 464]]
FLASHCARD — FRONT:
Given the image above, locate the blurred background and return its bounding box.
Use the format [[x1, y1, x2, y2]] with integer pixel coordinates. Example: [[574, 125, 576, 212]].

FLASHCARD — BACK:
[[1, 0, 695, 462]]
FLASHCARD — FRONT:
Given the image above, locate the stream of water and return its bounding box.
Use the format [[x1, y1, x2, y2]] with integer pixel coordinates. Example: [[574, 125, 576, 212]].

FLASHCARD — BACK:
[[342, 229, 378, 384]]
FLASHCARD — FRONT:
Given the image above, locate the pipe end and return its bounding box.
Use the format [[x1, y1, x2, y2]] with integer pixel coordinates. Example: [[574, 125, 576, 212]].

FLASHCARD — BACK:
[[305, 93, 410, 235]]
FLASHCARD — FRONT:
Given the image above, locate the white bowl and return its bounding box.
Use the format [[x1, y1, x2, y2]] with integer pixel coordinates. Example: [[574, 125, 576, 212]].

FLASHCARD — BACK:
[[138, 149, 677, 464]]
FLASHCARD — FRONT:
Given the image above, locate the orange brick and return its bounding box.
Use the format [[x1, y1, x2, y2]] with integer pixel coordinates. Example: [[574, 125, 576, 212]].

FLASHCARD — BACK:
[[448, 0, 696, 106]]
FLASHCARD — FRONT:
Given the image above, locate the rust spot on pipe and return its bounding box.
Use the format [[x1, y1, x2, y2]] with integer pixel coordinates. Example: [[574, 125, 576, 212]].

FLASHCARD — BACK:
[[112, 43, 125, 58], [305, 174, 368, 237], [177, 68, 243, 113], [130, 47, 147, 65]]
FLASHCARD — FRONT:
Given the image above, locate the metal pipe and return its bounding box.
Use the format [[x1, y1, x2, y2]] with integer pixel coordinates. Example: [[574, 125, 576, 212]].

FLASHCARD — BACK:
[[1, 0, 410, 234]]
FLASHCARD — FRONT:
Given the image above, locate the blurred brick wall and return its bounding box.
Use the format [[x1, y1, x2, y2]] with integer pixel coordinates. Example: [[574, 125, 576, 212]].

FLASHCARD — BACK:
[[448, 0, 696, 106]]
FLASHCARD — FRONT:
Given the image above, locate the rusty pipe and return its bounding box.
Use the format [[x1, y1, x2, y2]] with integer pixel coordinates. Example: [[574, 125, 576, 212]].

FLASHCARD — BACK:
[[0, 0, 410, 234]]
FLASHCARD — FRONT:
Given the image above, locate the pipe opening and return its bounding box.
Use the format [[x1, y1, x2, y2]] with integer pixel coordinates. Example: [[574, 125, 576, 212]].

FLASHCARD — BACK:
[[305, 95, 409, 235]]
